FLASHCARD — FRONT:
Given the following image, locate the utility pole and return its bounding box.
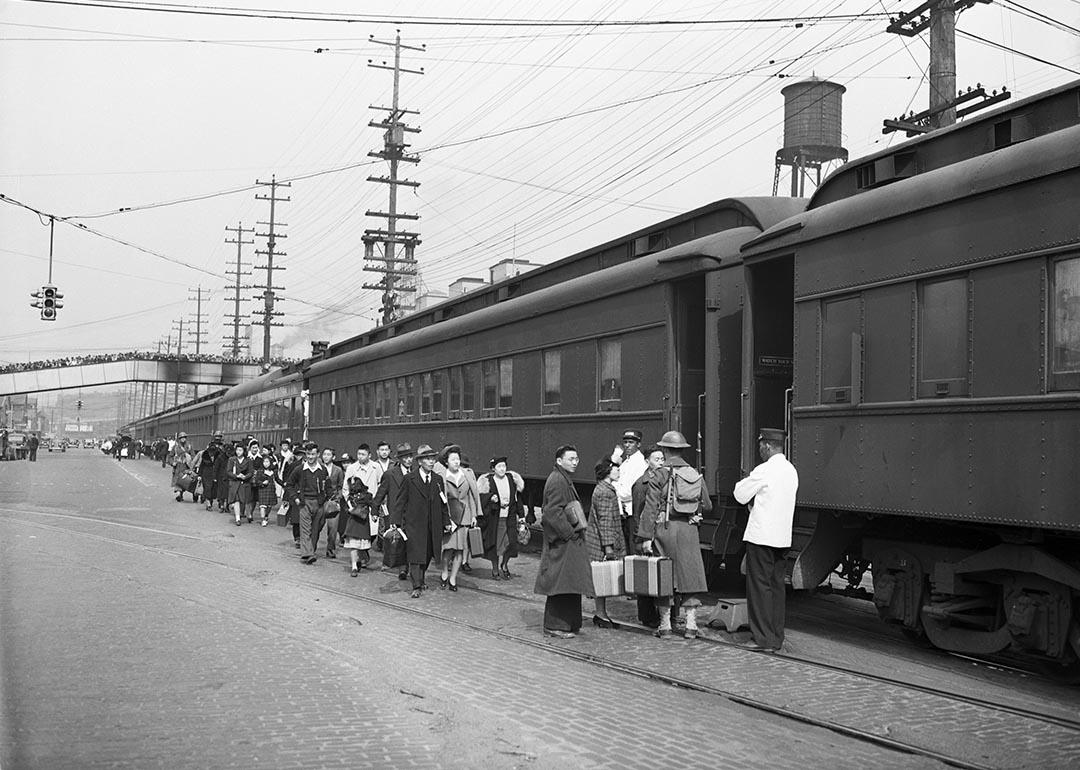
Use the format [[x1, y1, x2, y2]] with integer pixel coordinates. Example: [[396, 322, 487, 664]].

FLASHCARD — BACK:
[[362, 30, 424, 326], [171, 318, 184, 408], [882, 0, 1008, 136], [253, 178, 289, 364], [188, 285, 209, 400], [224, 222, 254, 360]]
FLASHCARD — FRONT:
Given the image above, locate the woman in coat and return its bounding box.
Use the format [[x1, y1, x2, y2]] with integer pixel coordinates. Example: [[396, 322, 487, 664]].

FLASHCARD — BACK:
[[533, 445, 592, 638], [226, 442, 253, 527], [586, 457, 626, 628], [439, 446, 481, 591], [253, 453, 278, 526], [477, 456, 525, 580]]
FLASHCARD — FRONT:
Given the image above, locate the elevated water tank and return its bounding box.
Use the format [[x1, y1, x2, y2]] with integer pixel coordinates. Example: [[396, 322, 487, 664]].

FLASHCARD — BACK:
[[774, 78, 848, 196]]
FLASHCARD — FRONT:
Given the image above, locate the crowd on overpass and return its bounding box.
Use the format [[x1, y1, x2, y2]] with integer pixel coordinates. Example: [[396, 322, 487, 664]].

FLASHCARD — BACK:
[[0, 351, 301, 374]]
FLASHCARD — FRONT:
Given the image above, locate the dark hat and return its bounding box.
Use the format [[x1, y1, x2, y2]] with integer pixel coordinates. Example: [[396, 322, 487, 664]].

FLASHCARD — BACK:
[[340, 452, 352, 463], [489, 455, 508, 468], [438, 443, 463, 464], [621, 429, 643, 442], [212, 430, 223, 439], [177, 431, 188, 439], [395, 442, 415, 457], [758, 428, 786, 443], [415, 444, 438, 459], [657, 430, 690, 449]]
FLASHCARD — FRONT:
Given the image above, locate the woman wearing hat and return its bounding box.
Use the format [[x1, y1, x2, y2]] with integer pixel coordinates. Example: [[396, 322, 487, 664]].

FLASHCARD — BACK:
[[169, 432, 194, 502], [477, 455, 526, 580], [437, 445, 481, 591]]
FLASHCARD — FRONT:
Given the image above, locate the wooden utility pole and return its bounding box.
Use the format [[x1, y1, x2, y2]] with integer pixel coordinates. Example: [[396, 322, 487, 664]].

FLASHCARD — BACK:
[[224, 222, 254, 360], [882, 0, 1007, 136], [362, 31, 424, 326], [187, 285, 209, 400], [254, 177, 290, 364], [171, 317, 184, 408]]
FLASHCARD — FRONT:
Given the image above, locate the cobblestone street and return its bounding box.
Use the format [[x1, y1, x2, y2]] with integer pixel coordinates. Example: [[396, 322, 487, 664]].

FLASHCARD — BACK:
[[1, 454, 1076, 769]]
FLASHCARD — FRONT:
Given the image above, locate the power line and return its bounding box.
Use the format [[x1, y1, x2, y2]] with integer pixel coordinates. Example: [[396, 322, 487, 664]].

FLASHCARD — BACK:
[[957, 29, 1080, 75], [16, 1, 893, 27]]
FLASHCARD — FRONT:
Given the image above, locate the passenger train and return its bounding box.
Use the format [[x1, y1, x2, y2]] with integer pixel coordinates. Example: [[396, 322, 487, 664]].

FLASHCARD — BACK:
[[124, 79, 1080, 676]]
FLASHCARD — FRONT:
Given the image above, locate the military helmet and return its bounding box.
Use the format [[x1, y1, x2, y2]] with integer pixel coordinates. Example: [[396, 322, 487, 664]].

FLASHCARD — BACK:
[[656, 430, 691, 449]]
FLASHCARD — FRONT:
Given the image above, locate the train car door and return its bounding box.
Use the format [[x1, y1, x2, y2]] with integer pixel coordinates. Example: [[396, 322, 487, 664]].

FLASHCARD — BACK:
[[670, 276, 706, 466], [741, 254, 793, 474]]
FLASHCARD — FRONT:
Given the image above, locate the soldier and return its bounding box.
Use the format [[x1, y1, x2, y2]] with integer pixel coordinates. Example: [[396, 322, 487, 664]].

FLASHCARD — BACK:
[[733, 428, 799, 652], [639, 430, 712, 640]]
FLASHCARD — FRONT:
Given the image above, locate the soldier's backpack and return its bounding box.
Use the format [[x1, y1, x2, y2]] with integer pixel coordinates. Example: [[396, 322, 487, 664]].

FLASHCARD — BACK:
[[666, 465, 705, 517]]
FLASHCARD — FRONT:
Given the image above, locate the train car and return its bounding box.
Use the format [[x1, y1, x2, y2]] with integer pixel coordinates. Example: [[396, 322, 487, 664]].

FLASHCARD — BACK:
[[215, 366, 305, 449], [738, 80, 1080, 672], [123, 388, 226, 449], [305, 198, 804, 537]]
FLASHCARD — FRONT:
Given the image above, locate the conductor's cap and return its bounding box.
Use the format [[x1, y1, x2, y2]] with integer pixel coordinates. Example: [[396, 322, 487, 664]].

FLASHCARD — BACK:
[[758, 428, 786, 443]]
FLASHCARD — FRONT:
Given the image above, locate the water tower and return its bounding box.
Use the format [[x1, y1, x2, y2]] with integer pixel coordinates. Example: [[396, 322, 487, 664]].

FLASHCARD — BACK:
[[772, 78, 848, 197]]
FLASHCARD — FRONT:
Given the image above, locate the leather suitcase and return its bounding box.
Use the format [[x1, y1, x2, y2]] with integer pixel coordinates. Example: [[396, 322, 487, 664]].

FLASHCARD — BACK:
[[623, 555, 674, 597]]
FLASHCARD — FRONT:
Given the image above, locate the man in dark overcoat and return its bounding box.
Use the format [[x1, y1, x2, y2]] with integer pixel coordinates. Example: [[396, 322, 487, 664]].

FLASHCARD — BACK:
[[214, 438, 231, 512], [376, 442, 414, 579], [27, 433, 39, 462], [393, 444, 450, 598], [198, 432, 224, 510], [534, 444, 592, 638]]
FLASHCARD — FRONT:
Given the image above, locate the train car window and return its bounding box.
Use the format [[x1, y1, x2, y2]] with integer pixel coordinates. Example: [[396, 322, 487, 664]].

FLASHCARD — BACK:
[[396, 378, 408, 418], [499, 358, 513, 410], [360, 384, 371, 422], [421, 373, 433, 417], [1052, 257, 1080, 391], [482, 360, 498, 411], [821, 296, 861, 404], [449, 366, 462, 418], [463, 364, 477, 415], [405, 376, 418, 419], [598, 338, 622, 410], [374, 381, 385, 421], [543, 350, 561, 413], [433, 370, 445, 416], [918, 277, 969, 397], [330, 390, 339, 424]]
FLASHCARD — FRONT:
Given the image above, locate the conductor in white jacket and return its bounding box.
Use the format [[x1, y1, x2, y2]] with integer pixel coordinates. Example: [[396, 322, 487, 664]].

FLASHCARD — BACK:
[[733, 428, 799, 652]]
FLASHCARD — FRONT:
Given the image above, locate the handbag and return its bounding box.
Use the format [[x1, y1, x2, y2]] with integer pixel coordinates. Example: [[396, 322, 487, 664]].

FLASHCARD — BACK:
[[382, 526, 407, 568], [323, 499, 340, 516], [516, 519, 531, 547]]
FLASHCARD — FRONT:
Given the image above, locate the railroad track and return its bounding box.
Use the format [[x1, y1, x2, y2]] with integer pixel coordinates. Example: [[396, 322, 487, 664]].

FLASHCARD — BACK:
[[4, 508, 1079, 770]]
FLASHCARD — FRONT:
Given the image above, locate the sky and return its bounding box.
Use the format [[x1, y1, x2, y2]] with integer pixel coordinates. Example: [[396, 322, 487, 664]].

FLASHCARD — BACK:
[[2, 0, 1078, 368]]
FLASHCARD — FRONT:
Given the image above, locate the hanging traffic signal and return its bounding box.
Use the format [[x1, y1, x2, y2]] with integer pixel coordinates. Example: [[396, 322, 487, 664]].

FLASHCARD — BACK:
[[39, 284, 63, 321], [76, 399, 84, 410]]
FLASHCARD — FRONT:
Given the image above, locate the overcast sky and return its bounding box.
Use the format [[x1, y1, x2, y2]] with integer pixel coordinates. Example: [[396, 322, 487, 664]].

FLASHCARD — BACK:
[[2, 0, 1078, 367]]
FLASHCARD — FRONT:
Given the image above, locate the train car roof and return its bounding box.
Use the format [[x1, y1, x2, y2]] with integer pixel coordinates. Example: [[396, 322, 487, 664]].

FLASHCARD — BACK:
[[308, 225, 765, 378], [808, 78, 1080, 209], [217, 367, 303, 403], [741, 120, 1080, 259], [325, 197, 806, 357]]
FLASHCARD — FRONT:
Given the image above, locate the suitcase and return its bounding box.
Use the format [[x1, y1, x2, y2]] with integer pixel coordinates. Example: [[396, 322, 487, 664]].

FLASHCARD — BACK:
[[623, 555, 674, 598], [590, 560, 625, 597], [466, 525, 484, 557]]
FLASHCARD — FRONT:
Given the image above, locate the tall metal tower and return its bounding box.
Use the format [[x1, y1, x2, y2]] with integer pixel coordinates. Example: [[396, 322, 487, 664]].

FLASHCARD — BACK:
[[253, 177, 290, 363], [362, 31, 424, 326], [224, 222, 254, 359]]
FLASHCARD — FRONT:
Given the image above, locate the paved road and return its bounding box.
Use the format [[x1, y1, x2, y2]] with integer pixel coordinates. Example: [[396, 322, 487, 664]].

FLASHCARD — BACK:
[[0, 453, 1072, 769]]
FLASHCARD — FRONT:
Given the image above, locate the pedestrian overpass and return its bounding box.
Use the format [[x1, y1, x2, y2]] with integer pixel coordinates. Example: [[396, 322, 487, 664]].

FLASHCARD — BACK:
[[0, 356, 267, 397]]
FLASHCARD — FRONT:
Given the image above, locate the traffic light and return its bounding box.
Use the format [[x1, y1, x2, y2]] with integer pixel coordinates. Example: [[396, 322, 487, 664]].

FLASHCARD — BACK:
[[76, 399, 83, 411], [31, 284, 63, 321]]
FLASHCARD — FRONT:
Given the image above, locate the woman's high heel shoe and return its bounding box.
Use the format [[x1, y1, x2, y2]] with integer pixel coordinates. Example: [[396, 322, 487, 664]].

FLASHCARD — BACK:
[[448, 582, 458, 592], [439, 577, 448, 590], [592, 615, 619, 629]]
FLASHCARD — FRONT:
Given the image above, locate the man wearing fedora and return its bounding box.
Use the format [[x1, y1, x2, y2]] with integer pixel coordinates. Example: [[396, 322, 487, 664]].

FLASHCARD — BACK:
[[393, 444, 451, 598], [734, 428, 799, 652], [375, 442, 415, 579]]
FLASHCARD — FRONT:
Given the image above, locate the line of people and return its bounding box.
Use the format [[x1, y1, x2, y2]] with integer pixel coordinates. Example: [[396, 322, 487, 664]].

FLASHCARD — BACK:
[[164, 424, 798, 651], [169, 433, 531, 595]]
